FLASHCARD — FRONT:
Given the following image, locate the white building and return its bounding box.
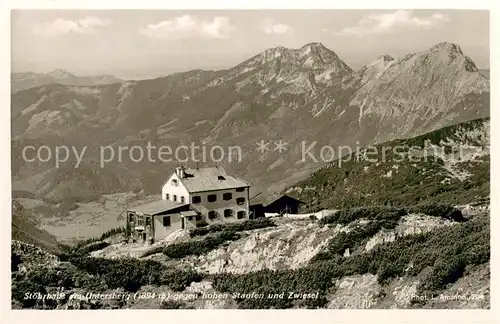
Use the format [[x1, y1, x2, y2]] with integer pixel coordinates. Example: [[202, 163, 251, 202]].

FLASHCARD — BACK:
[[126, 166, 250, 243]]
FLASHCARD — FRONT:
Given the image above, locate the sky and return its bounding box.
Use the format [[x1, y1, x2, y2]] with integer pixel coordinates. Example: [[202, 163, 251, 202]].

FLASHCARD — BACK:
[[11, 10, 490, 80]]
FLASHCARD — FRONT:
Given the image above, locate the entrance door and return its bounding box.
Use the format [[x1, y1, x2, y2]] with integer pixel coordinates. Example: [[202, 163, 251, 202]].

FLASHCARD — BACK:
[[181, 218, 185, 229], [142, 232, 146, 242]]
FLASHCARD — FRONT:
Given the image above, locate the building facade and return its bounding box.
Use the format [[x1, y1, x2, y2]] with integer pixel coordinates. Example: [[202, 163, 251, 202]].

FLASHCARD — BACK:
[[126, 166, 250, 243]]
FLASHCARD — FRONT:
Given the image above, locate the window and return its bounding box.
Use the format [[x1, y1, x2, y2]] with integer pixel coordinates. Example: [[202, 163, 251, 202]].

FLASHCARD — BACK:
[[195, 215, 202, 221], [187, 216, 193, 221], [224, 209, 233, 217], [128, 213, 135, 222], [236, 197, 245, 205], [218, 175, 226, 180], [237, 211, 246, 219], [172, 179, 179, 186], [208, 211, 218, 219], [236, 187, 245, 192], [181, 196, 185, 203], [166, 193, 170, 200], [223, 193, 232, 201], [192, 196, 201, 204], [208, 194, 217, 202], [163, 216, 171, 227], [173, 195, 177, 202], [145, 217, 151, 226]]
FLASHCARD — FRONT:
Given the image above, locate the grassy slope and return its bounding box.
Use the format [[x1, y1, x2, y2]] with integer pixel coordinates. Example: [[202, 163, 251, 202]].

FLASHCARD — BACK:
[[12, 212, 63, 255], [287, 118, 489, 211]]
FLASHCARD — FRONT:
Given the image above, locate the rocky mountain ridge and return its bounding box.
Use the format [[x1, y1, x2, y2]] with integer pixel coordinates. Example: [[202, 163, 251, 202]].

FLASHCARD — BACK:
[[11, 41, 489, 202]]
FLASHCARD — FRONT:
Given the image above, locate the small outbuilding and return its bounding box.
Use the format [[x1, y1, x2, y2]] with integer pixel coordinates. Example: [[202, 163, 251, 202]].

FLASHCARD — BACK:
[[249, 193, 305, 218]]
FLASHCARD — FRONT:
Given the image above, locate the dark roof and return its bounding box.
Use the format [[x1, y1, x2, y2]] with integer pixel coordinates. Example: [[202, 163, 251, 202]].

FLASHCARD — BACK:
[[249, 193, 305, 207], [128, 200, 188, 215], [179, 167, 249, 192]]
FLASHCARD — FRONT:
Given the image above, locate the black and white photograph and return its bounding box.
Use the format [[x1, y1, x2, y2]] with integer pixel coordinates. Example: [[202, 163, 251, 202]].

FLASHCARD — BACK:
[[5, 5, 492, 314]]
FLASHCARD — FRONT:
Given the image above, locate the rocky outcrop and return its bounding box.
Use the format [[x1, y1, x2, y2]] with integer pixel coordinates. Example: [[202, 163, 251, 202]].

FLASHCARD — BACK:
[[191, 219, 344, 273], [365, 214, 454, 251]]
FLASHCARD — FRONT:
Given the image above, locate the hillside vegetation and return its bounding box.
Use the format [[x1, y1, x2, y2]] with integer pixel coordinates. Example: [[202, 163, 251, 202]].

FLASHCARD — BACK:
[[11, 204, 489, 309], [287, 118, 489, 211]]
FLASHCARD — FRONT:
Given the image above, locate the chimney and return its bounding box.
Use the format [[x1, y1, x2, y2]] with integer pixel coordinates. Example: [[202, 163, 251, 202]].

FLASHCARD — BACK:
[[175, 166, 185, 178]]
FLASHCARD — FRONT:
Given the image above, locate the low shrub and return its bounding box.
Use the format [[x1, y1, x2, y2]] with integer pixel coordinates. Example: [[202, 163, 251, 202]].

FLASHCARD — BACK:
[[189, 218, 276, 238], [67, 255, 203, 292], [140, 246, 165, 258], [11, 279, 47, 308], [164, 231, 240, 259], [214, 217, 489, 309], [319, 206, 406, 226], [327, 222, 382, 255], [212, 260, 337, 309], [73, 227, 126, 248], [58, 241, 111, 261], [11, 252, 22, 272], [421, 254, 467, 292], [318, 204, 464, 227], [407, 203, 464, 221], [195, 220, 209, 228]]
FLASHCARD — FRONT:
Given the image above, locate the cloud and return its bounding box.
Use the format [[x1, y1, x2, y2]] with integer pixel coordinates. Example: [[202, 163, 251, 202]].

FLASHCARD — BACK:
[[261, 19, 294, 35], [335, 10, 449, 38], [139, 15, 234, 39], [33, 16, 110, 36]]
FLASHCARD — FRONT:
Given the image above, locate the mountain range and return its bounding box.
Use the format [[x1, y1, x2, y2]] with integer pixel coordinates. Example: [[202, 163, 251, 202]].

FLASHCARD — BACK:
[[11, 41, 490, 203], [11, 69, 123, 93]]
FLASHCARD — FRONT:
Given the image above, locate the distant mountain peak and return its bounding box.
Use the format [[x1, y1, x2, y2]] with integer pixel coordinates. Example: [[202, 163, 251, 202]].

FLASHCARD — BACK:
[[255, 42, 352, 74], [429, 42, 464, 55], [425, 42, 479, 73], [47, 69, 76, 79], [376, 55, 395, 63], [300, 42, 327, 50]]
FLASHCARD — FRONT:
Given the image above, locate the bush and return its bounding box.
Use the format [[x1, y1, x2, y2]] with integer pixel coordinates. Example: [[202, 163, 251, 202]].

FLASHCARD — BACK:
[[74, 227, 126, 247], [319, 206, 407, 226], [58, 241, 111, 261], [312, 218, 488, 302], [195, 220, 209, 228], [12, 279, 47, 308], [213, 260, 337, 309], [327, 222, 382, 255], [11, 252, 22, 272], [421, 255, 467, 292], [164, 231, 240, 259], [67, 255, 203, 292], [189, 218, 276, 238], [140, 246, 165, 258], [318, 204, 464, 227], [407, 203, 464, 221]]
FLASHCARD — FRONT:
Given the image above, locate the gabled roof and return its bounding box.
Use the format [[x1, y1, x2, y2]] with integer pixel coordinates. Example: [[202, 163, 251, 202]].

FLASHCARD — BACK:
[[128, 200, 188, 215], [178, 167, 249, 193], [250, 193, 305, 207]]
